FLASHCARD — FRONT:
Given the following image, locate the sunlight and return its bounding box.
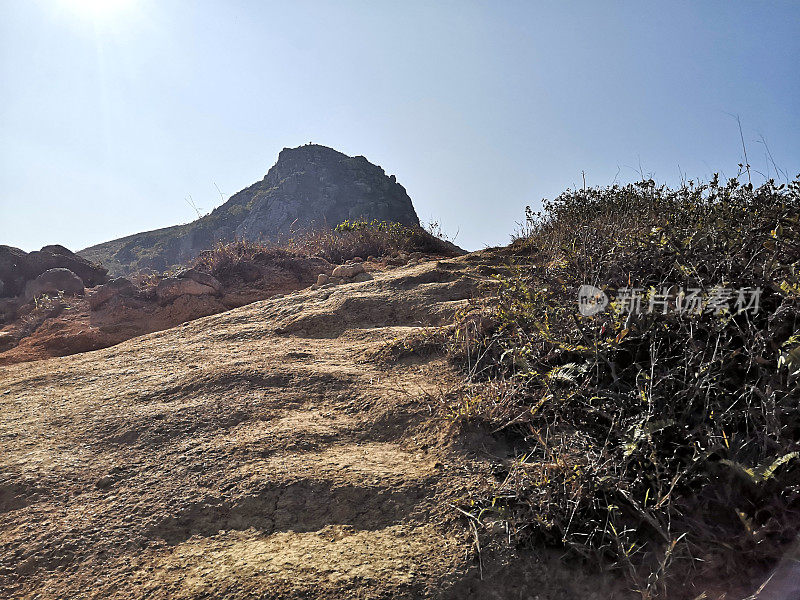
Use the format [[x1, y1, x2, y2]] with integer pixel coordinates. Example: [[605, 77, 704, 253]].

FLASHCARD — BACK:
[[60, 0, 137, 21]]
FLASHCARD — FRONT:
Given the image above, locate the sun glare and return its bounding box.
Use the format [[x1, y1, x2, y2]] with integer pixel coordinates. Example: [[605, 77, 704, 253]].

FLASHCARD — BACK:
[[62, 0, 136, 20]]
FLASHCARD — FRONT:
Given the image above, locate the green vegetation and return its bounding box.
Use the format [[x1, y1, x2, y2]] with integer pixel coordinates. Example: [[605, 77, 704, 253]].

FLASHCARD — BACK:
[[453, 174, 800, 598]]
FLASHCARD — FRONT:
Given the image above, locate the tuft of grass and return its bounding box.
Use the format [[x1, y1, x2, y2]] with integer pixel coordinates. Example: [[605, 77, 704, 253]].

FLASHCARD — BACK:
[[452, 174, 800, 598]]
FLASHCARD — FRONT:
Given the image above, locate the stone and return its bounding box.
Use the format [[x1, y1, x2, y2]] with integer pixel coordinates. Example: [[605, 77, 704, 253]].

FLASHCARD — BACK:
[[23, 269, 85, 302], [27, 245, 108, 286], [352, 256, 364, 263], [156, 277, 217, 305], [89, 278, 138, 310], [0, 331, 15, 352], [0, 298, 18, 324], [316, 273, 330, 286], [1, 244, 107, 298], [351, 272, 374, 283], [96, 476, 115, 490], [177, 269, 222, 294], [331, 263, 365, 278], [0, 245, 32, 298]]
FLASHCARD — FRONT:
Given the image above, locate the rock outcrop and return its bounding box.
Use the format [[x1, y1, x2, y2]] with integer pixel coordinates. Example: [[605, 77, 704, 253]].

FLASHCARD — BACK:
[[23, 268, 85, 301], [156, 277, 221, 305], [88, 278, 139, 310], [0, 252, 335, 364], [0, 252, 632, 600], [0, 244, 108, 298], [312, 261, 373, 289], [79, 144, 421, 275]]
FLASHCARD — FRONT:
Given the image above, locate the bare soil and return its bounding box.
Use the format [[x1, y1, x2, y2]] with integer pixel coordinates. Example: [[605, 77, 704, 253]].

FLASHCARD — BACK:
[[0, 254, 630, 599]]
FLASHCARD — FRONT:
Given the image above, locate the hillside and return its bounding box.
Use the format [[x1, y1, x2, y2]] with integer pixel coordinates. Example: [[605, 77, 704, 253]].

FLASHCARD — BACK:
[[3, 175, 797, 600], [0, 253, 627, 600], [79, 145, 421, 276]]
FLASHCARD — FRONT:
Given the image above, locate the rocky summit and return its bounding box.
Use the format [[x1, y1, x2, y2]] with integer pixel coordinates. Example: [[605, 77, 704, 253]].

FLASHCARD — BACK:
[[79, 145, 421, 275]]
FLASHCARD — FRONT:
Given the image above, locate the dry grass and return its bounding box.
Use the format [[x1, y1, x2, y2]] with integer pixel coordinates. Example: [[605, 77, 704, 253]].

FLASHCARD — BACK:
[[190, 220, 459, 280], [451, 174, 800, 598], [286, 219, 459, 264]]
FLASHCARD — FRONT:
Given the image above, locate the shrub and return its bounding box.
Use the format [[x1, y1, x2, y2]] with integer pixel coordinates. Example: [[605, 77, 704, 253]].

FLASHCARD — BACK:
[[286, 219, 459, 264], [192, 240, 294, 281], [191, 220, 460, 279], [456, 175, 800, 598]]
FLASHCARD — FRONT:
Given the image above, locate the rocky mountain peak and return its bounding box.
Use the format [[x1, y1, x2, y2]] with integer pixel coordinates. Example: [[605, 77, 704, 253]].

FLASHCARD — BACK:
[[79, 145, 421, 275]]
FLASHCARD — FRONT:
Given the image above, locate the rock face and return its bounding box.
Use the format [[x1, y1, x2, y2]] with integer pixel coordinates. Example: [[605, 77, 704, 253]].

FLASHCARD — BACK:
[[0, 245, 107, 299], [156, 277, 220, 305], [29, 245, 109, 287], [89, 278, 139, 310], [177, 269, 223, 294], [79, 144, 421, 275], [0, 246, 29, 298], [23, 269, 85, 301]]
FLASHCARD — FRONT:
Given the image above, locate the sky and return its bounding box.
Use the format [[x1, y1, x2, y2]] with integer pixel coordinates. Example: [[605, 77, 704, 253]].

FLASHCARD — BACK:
[[1, 0, 798, 252]]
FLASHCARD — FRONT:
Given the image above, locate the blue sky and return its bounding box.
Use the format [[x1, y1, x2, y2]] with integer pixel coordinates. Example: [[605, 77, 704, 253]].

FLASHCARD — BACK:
[[1, 0, 798, 252]]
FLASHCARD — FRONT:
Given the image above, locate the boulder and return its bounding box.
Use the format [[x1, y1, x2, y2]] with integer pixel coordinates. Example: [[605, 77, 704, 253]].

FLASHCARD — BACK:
[[177, 269, 222, 294], [23, 269, 85, 302], [331, 263, 366, 278], [26, 245, 108, 286], [0, 330, 15, 352], [156, 277, 217, 305], [316, 273, 330, 286], [351, 271, 374, 283], [0, 245, 31, 298], [0, 244, 108, 298], [89, 278, 138, 311], [0, 298, 18, 324]]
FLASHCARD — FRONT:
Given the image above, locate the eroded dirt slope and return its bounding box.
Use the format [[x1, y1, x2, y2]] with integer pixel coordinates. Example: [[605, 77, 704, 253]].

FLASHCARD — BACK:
[[0, 255, 628, 599]]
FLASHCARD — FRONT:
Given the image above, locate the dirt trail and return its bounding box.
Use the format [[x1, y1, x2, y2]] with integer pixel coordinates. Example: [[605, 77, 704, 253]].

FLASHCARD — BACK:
[[0, 255, 627, 599]]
